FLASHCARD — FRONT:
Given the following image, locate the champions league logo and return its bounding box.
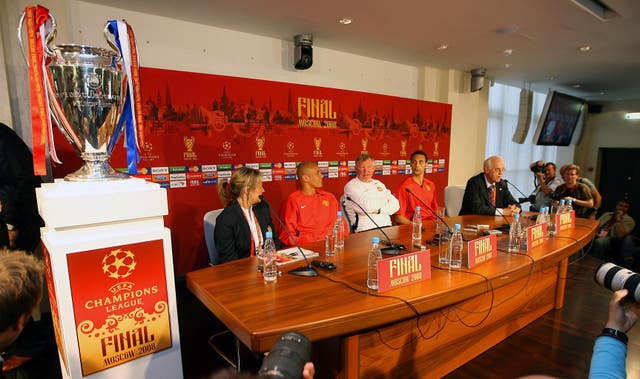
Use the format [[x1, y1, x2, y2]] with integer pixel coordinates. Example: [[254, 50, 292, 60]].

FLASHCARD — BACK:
[[102, 249, 137, 280]]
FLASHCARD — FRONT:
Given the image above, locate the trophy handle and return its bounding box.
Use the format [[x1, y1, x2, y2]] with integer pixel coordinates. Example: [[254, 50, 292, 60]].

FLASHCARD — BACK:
[[103, 22, 123, 63], [17, 10, 57, 64]]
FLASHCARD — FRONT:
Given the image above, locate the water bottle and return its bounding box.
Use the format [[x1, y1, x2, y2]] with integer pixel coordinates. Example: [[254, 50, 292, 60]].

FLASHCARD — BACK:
[[508, 214, 521, 253], [412, 206, 423, 248], [367, 237, 382, 290], [536, 207, 547, 225], [449, 224, 463, 268], [558, 199, 566, 213], [333, 211, 345, 251], [566, 199, 574, 212], [263, 231, 278, 282]]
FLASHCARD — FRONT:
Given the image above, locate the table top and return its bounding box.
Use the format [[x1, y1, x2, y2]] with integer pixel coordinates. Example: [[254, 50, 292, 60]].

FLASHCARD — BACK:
[[186, 213, 597, 352]]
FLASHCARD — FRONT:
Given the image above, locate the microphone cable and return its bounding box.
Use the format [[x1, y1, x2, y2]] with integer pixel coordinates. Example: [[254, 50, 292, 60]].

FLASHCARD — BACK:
[[345, 196, 406, 254]]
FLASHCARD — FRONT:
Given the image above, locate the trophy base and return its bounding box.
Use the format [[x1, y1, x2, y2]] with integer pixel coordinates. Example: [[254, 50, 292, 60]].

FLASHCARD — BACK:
[[64, 161, 129, 182]]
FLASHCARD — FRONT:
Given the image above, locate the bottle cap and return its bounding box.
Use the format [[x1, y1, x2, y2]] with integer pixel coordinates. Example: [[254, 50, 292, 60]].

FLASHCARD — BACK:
[[337, 211, 342, 216], [514, 213, 520, 219], [372, 237, 380, 244], [266, 231, 273, 238], [454, 223, 461, 230], [416, 206, 421, 211]]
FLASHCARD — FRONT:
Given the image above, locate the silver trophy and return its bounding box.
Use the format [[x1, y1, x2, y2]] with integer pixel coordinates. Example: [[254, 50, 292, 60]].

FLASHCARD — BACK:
[[19, 12, 130, 181]]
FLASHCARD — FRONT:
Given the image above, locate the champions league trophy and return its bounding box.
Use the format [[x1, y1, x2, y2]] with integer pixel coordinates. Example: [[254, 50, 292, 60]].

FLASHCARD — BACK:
[[19, 9, 135, 181]]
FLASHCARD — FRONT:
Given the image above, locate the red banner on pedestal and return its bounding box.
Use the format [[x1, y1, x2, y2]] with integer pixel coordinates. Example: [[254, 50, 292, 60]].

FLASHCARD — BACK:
[[66, 240, 171, 376]]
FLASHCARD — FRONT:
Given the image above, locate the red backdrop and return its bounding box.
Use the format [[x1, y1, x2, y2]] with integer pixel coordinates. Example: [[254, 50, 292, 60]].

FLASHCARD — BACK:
[[52, 67, 452, 275]]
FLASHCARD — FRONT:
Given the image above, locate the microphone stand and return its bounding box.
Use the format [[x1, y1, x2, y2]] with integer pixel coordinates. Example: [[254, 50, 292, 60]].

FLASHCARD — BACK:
[[404, 188, 453, 235], [260, 196, 318, 277], [345, 196, 405, 255], [487, 182, 513, 232], [504, 179, 532, 204]]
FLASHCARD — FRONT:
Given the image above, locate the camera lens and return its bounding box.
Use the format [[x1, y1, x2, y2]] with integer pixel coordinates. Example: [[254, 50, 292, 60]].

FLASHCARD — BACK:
[[594, 262, 640, 302], [259, 332, 311, 379]]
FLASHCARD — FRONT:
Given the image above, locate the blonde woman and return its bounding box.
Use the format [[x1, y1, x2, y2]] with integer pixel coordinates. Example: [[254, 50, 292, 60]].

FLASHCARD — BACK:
[[214, 167, 281, 263]]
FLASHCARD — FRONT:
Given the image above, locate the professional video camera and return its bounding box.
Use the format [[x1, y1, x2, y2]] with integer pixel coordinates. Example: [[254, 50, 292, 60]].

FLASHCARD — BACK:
[[530, 161, 546, 174], [259, 332, 311, 379]]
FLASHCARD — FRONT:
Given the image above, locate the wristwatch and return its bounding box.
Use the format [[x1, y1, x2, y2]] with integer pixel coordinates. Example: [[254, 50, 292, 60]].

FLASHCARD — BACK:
[[601, 328, 628, 345]]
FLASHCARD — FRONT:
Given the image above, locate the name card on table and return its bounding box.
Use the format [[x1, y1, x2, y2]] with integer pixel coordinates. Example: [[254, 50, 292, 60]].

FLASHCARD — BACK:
[[466, 234, 497, 269], [378, 250, 431, 293], [526, 222, 548, 250], [556, 210, 576, 233]]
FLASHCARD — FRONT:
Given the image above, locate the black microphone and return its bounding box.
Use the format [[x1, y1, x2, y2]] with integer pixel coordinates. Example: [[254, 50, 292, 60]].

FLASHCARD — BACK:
[[259, 195, 318, 277], [404, 188, 453, 234], [345, 196, 405, 255]]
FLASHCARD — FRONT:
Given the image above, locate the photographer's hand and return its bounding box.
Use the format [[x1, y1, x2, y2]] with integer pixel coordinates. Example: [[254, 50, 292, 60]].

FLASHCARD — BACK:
[[303, 362, 315, 379], [606, 289, 638, 333]]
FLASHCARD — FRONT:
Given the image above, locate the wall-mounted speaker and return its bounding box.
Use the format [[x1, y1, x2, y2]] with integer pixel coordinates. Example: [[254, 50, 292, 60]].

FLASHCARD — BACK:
[[588, 103, 603, 114], [470, 68, 486, 92], [294, 34, 313, 70], [512, 89, 533, 144]]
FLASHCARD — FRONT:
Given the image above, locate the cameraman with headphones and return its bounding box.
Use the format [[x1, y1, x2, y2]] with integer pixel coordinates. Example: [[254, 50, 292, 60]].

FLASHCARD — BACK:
[[529, 161, 563, 211]]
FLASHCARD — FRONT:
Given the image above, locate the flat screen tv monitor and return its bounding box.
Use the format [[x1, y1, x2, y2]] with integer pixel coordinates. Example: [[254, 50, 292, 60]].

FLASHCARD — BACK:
[[533, 90, 586, 146]]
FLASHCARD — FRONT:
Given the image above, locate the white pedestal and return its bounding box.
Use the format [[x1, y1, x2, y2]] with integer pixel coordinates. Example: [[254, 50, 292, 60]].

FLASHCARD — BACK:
[[37, 178, 183, 378]]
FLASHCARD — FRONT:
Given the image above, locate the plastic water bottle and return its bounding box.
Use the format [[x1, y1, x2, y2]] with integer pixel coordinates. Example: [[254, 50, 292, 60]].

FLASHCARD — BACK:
[[367, 237, 382, 290], [263, 231, 278, 282], [449, 224, 463, 268], [566, 199, 574, 212], [508, 214, 522, 253], [333, 211, 345, 251], [536, 207, 548, 225], [412, 206, 423, 248], [558, 199, 566, 213]]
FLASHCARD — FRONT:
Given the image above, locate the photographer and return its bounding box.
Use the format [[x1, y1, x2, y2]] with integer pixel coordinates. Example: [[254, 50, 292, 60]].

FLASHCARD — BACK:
[[589, 289, 638, 378], [529, 161, 562, 211]]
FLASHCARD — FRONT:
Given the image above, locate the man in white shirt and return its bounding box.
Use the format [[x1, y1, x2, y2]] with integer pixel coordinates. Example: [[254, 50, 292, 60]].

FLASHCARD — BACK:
[[343, 153, 400, 232]]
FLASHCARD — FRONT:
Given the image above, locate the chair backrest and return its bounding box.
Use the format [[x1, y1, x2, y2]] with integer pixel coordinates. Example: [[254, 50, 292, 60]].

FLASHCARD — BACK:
[[204, 209, 224, 265], [340, 195, 357, 233], [444, 185, 466, 217]]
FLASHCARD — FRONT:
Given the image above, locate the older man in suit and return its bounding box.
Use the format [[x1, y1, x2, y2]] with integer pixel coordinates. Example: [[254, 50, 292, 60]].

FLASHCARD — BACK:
[[459, 155, 520, 216]]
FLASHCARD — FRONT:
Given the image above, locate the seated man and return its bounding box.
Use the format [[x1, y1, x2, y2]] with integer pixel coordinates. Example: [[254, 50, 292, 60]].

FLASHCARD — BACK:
[[0, 249, 44, 369], [459, 155, 520, 216], [530, 161, 563, 211], [591, 199, 635, 261], [343, 153, 399, 232], [394, 150, 438, 224], [560, 163, 602, 218], [279, 161, 348, 246], [552, 163, 594, 219]]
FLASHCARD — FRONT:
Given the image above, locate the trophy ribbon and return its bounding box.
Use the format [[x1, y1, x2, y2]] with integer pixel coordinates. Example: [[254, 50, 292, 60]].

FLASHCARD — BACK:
[[105, 20, 142, 174], [24, 5, 60, 175]]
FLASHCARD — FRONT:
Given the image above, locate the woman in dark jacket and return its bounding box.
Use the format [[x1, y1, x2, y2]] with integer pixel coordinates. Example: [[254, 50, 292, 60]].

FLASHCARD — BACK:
[[214, 167, 281, 263]]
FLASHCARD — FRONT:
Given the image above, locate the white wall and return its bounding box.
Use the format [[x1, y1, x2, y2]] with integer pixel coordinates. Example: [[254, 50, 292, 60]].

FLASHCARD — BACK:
[[1, 0, 489, 185]]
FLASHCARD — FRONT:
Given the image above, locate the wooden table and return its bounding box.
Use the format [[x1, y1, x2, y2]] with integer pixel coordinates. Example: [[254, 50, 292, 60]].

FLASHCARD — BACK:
[[186, 214, 597, 378]]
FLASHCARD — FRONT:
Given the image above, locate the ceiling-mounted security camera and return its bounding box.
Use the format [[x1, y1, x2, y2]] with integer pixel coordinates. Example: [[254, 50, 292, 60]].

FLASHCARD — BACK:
[[294, 34, 313, 70], [470, 68, 486, 92]]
